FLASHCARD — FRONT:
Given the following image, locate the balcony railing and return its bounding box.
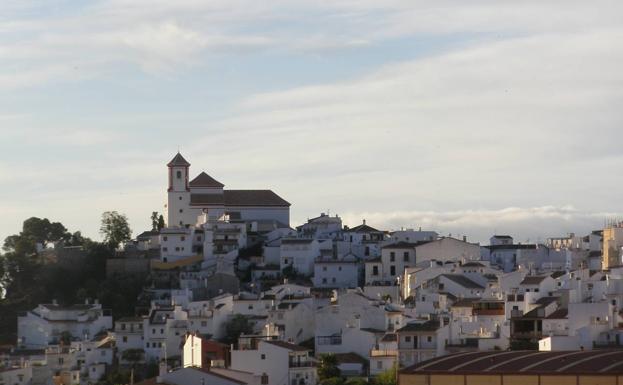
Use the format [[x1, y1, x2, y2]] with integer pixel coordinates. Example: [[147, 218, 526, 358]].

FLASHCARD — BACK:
[[289, 361, 315, 368], [316, 336, 342, 346], [370, 349, 398, 357]]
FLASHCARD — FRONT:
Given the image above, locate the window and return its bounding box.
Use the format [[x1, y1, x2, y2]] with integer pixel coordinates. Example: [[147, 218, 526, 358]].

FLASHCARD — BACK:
[[176, 171, 182, 179], [261, 374, 269, 385], [390, 265, 396, 276], [403, 252, 409, 262], [101, 350, 106, 356], [322, 278, 327, 284], [179, 196, 182, 200], [181, 236, 185, 241], [323, 266, 327, 272], [332, 277, 336, 283], [146, 342, 150, 348], [248, 305, 254, 310], [405, 336, 411, 342], [197, 236, 202, 241], [152, 329, 156, 334], [201, 321, 207, 327], [377, 361, 383, 369], [427, 336, 432, 342], [163, 236, 168, 242], [121, 323, 126, 330], [372, 266, 379, 276], [338, 266, 342, 271], [175, 247, 180, 252], [179, 209, 183, 213], [365, 247, 370, 256], [122, 336, 128, 343], [390, 252, 395, 262], [160, 329, 164, 334], [162, 247, 168, 252], [261, 354, 266, 360]]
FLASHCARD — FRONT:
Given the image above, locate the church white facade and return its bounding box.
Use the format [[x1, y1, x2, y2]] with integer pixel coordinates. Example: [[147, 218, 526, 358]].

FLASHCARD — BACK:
[[166, 153, 291, 228]]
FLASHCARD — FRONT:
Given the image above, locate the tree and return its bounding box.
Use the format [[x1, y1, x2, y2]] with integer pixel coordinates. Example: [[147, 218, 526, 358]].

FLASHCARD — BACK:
[[373, 364, 397, 385], [151, 212, 159, 231], [223, 314, 254, 345], [100, 211, 132, 249], [318, 353, 341, 380], [345, 378, 368, 385], [157, 215, 165, 231], [321, 378, 345, 385]]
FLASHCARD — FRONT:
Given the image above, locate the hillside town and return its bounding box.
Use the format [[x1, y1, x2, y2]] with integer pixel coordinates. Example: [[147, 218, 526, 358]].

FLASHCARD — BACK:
[[2, 153, 623, 385]]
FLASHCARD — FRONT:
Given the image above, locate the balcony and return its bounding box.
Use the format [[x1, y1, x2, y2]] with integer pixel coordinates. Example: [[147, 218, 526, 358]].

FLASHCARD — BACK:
[[289, 361, 315, 368], [370, 349, 398, 357], [316, 335, 342, 346]]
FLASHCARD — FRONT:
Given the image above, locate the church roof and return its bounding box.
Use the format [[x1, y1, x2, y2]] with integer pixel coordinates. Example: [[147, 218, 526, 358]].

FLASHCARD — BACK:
[[190, 190, 290, 207], [167, 152, 190, 167], [189, 172, 224, 188]]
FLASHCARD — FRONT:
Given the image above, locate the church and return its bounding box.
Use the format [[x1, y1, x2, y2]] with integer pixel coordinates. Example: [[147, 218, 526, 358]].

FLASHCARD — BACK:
[[166, 153, 291, 228]]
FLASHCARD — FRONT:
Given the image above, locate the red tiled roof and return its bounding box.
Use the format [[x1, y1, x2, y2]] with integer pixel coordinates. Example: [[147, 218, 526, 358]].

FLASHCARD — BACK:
[[190, 190, 290, 207], [167, 153, 190, 167], [401, 350, 623, 375], [189, 172, 224, 188], [263, 340, 310, 351]]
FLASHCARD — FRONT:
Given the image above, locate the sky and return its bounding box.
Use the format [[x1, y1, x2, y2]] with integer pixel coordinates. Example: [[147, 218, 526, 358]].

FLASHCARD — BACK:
[[1, 0, 623, 245]]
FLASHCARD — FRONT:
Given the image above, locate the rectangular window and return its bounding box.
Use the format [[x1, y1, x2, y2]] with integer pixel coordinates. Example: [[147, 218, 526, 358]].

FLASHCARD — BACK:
[[390, 252, 395, 262], [372, 266, 379, 276], [403, 252, 409, 262], [390, 265, 396, 276], [122, 336, 127, 343], [163, 236, 168, 241], [261, 354, 266, 360]]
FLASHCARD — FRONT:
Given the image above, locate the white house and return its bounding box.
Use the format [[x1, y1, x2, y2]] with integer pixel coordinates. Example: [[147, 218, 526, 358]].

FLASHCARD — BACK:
[[114, 317, 145, 361], [18, 302, 112, 349], [396, 320, 449, 367], [143, 306, 189, 362], [313, 254, 359, 289], [280, 239, 331, 276], [230, 340, 316, 385]]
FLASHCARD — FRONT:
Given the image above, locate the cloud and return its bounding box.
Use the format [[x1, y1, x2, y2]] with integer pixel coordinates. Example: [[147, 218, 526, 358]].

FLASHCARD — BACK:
[[337, 206, 618, 244], [3, 1, 623, 88]]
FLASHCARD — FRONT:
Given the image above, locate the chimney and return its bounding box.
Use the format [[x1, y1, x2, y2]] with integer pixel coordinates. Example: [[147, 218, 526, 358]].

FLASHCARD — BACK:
[[156, 361, 168, 383], [363, 219, 366, 225], [463, 235, 467, 242], [52, 299, 58, 305]]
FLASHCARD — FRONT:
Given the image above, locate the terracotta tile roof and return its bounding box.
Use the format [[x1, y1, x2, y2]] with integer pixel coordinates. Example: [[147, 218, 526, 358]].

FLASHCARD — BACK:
[[440, 274, 484, 289], [382, 241, 424, 249], [189, 172, 224, 188], [401, 350, 623, 375], [397, 320, 440, 333], [167, 152, 190, 167], [345, 223, 382, 233], [334, 352, 368, 365], [520, 275, 548, 285], [263, 340, 309, 351], [546, 308, 568, 319], [190, 190, 290, 207]]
